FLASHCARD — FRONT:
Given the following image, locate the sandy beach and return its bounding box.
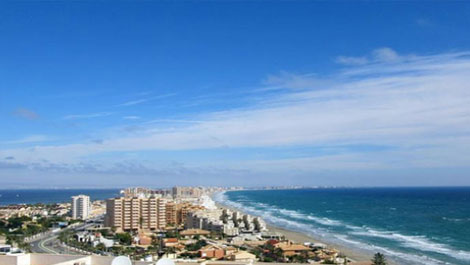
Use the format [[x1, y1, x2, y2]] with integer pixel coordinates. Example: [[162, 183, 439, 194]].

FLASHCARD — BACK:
[[266, 223, 372, 263], [213, 198, 376, 264]]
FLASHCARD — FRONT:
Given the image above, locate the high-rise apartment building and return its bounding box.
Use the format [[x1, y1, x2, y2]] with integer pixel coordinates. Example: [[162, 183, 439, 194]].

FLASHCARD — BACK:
[[166, 202, 178, 226], [165, 201, 205, 227], [172, 186, 203, 198], [121, 187, 170, 198], [105, 197, 167, 231], [71, 195, 91, 220]]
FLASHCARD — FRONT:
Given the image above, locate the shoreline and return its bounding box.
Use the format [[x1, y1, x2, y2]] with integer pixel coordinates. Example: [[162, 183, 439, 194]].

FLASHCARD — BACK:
[[265, 223, 371, 264], [211, 194, 375, 264]]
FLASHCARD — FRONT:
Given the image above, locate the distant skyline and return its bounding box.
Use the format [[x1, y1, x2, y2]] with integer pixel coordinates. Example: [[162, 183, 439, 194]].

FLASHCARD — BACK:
[[1, 2, 470, 188]]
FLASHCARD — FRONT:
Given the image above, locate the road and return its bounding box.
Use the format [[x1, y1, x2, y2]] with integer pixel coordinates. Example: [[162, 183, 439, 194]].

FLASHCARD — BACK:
[[29, 222, 96, 255], [31, 234, 60, 254]]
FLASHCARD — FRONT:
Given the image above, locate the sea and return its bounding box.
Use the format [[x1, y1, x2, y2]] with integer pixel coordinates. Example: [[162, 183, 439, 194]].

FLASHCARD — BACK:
[[0, 189, 121, 206], [213, 187, 470, 265]]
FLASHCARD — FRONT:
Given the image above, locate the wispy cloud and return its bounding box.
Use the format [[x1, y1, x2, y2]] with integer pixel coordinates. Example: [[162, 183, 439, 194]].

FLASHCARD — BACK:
[[63, 112, 113, 120], [13, 108, 40, 120], [335, 56, 369, 66], [144, 119, 204, 124], [261, 72, 334, 92], [123, 116, 141, 120], [117, 93, 176, 107], [3, 49, 470, 177], [336, 47, 406, 65], [2, 135, 49, 145]]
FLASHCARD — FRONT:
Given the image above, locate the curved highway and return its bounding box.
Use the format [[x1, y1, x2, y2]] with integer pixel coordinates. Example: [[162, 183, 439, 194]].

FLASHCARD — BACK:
[[29, 222, 96, 254]]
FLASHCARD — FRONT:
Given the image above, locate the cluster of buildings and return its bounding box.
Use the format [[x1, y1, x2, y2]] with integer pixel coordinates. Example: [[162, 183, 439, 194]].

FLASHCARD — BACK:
[[166, 202, 205, 226], [0, 204, 69, 219], [270, 241, 343, 264], [198, 245, 256, 261], [74, 228, 115, 249], [50, 187, 352, 264], [104, 198, 205, 232], [120, 187, 205, 200], [103, 187, 267, 238], [171, 187, 203, 198], [0, 253, 263, 265], [0, 194, 97, 222], [185, 209, 266, 237], [104, 187, 209, 232], [121, 187, 171, 198]]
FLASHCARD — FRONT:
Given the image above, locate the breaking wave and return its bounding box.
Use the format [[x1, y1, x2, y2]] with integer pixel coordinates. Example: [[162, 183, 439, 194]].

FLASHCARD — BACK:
[[213, 191, 470, 265]]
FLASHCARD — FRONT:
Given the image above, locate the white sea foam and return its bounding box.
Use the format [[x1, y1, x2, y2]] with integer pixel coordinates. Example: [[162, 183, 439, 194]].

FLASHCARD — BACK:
[[199, 194, 217, 210], [252, 202, 270, 208], [442, 217, 470, 223], [213, 191, 327, 235], [351, 228, 470, 261], [367, 243, 450, 265], [248, 201, 344, 227], [306, 215, 343, 226], [334, 235, 450, 265]]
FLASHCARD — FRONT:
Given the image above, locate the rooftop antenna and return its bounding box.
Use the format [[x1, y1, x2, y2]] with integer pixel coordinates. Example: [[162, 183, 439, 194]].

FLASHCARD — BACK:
[[111, 256, 132, 265]]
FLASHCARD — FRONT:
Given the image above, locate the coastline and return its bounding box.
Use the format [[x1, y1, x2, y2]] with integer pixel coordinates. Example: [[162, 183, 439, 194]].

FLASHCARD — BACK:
[[265, 223, 372, 264], [211, 193, 375, 264]]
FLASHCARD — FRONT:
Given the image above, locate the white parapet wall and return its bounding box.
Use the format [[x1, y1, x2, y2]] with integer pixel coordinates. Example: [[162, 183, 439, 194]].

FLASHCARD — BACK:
[[30, 254, 90, 265], [0, 254, 31, 265], [89, 255, 153, 265], [0, 254, 156, 265], [0, 254, 267, 265]]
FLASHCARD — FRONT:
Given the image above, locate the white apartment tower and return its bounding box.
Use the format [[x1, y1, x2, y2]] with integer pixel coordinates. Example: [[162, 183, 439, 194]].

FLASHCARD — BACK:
[[71, 194, 91, 220]]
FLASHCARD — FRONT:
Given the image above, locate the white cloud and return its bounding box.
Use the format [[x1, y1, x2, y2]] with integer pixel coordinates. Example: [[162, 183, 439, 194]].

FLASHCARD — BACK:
[[117, 93, 176, 107], [261, 71, 334, 91], [336, 47, 408, 65], [63, 112, 113, 120], [335, 56, 369, 65], [372, 47, 400, 62], [118, 99, 149, 107], [123, 116, 141, 120], [2, 135, 49, 145], [2, 50, 470, 174]]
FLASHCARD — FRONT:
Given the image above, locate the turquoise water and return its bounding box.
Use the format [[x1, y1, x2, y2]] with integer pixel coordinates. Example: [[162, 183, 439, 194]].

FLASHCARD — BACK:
[[0, 189, 121, 205], [214, 188, 470, 265]]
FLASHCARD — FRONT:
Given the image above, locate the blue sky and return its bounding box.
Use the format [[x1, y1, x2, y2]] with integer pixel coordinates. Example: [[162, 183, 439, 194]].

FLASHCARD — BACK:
[[1, 1, 470, 188]]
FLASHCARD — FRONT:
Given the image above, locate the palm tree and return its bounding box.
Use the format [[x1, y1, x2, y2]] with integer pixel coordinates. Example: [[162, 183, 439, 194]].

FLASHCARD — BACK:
[[372, 252, 387, 265]]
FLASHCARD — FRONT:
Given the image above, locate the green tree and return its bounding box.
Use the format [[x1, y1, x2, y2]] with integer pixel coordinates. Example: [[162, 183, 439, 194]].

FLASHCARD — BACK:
[[96, 243, 106, 251], [185, 239, 207, 251], [99, 229, 111, 237], [115, 232, 132, 245], [372, 252, 387, 265], [7, 216, 31, 229]]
